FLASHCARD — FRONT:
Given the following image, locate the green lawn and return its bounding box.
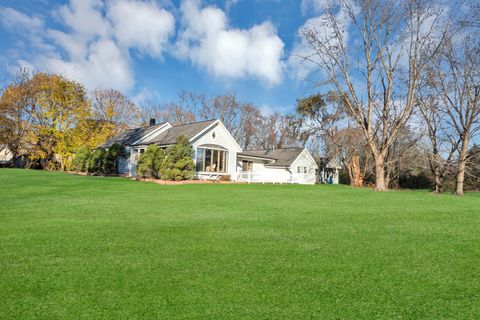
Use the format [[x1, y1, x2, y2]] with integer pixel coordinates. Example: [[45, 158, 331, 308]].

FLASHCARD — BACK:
[[0, 169, 479, 319]]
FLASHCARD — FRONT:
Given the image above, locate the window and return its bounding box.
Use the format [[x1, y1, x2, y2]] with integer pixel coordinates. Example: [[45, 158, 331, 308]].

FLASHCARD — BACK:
[[242, 160, 253, 172], [195, 148, 204, 172], [297, 166, 307, 173], [196, 147, 227, 173]]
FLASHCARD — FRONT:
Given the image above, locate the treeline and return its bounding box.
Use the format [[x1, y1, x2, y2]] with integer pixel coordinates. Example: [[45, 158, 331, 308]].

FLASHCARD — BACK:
[[293, 0, 480, 195], [141, 91, 306, 151]]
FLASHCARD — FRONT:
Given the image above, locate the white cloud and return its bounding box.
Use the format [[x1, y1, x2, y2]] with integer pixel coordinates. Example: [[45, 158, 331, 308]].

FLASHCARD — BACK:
[[1, 0, 175, 92], [2, 0, 288, 90], [132, 88, 162, 105], [176, 0, 285, 86], [288, 9, 350, 81], [55, 0, 110, 39], [0, 7, 43, 30], [42, 39, 134, 91], [300, 0, 329, 15], [44, 0, 133, 91], [108, 0, 175, 57]]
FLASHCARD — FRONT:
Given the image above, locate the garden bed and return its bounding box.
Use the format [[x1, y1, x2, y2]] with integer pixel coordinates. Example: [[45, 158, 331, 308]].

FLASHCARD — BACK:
[[134, 178, 243, 185]]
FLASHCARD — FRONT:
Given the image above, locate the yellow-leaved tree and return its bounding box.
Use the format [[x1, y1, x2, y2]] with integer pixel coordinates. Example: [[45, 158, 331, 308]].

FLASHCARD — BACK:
[[26, 73, 90, 170]]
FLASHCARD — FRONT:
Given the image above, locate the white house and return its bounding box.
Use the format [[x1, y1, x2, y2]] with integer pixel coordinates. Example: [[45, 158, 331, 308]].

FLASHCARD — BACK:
[[102, 119, 320, 184]]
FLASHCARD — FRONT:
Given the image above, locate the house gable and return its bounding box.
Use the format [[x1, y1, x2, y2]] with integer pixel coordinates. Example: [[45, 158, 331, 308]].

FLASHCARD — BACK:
[[290, 149, 318, 171], [190, 121, 242, 177]]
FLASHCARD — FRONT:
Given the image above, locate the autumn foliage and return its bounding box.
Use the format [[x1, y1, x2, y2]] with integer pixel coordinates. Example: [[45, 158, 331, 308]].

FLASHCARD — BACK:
[[0, 70, 136, 170]]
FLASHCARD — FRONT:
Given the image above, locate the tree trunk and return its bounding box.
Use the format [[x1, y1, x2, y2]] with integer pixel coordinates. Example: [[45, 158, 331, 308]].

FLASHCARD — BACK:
[[374, 153, 387, 191], [433, 166, 443, 194], [455, 135, 470, 196], [384, 168, 391, 190], [455, 160, 466, 196], [349, 155, 363, 187]]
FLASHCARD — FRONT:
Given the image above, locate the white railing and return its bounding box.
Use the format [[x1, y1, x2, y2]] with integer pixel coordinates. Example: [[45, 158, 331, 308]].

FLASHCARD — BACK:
[[235, 171, 317, 184], [235, 171, 293, 184]]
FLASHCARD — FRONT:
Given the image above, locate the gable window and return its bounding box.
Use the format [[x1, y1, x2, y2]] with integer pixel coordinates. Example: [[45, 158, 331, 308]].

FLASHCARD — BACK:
[[196, 147, 227, 173], [242, 160, 253, 172], [297, 166, 307, 173]]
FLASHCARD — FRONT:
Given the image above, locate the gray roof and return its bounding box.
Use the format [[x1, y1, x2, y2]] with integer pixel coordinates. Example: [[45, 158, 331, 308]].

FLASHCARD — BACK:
[[100, 119, 217, 148], [147, 119, 217, 146], [238, 148, 305, 167], [100, 122, 167, 148]]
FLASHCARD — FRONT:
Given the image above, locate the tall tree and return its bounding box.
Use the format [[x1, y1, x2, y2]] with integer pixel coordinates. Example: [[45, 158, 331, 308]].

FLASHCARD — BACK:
[[431, 34, 480, 195], [300, 0, 446, 190], [160, 91, 205, 125], [297, 93, 370, 187], [138, 103, 164, 126], [0, 69, 33, 164], [90, 88, 139, 135], [26, 73, 90, 169], [417, 84, 458, 193]]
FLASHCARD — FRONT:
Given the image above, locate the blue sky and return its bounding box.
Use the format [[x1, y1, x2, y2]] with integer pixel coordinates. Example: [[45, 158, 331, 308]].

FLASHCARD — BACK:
[[0, 0, 328, 113]]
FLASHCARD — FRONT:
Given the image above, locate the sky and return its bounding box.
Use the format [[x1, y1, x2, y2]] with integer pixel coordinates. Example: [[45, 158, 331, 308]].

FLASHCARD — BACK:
[[0, 0, 332, 113]]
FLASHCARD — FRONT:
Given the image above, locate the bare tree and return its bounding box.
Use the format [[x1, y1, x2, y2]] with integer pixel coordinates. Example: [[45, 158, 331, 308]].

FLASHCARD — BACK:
[[383, 124, 424, 188], [296, 93, 369, 187], [235, 103, 264, 149], [159, 91, 206, 125], [417, 86, 458, 193], [138, 103, 164, 126], [90, 88, 140, 134], [299, 0, 446, 190], [159, 91, 305, 150], [431, 35, 480, 195], [256, 113, 304, 149]]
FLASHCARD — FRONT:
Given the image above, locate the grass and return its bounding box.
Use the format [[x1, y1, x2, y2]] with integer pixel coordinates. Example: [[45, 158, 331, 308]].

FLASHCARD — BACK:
[[0, 169, 479, 319]]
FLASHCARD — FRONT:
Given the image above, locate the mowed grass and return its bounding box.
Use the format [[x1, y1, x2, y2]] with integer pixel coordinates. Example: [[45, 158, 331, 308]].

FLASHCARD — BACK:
[[0, 169, 479, 319]]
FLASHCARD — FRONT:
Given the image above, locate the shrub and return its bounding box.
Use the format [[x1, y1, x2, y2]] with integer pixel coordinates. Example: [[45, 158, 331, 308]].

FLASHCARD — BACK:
[[136, 145, 164, 178], [160, 135, 194, 181], [88, 149, 106, 174], [104, 144, 126, 174], [72, 145, 91, 172], [398, 170, 433, 189]]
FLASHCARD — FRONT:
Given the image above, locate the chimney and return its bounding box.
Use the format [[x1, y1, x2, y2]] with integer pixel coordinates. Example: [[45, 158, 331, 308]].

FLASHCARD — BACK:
[[149, 118, 156, 126]]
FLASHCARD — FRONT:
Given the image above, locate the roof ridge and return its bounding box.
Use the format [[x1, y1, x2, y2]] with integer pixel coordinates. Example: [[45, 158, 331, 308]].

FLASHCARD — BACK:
[[124, 122, 167, 132], [244, 147, 304, 151], [171, 119, 217, 128]]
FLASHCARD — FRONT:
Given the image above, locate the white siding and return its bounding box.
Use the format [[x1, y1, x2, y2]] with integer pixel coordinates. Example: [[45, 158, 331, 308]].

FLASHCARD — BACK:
[[236, 159, 292, 183], [192, 122, 242, 179], [290, 150, 318, 184], [236, 149, 318, 184]]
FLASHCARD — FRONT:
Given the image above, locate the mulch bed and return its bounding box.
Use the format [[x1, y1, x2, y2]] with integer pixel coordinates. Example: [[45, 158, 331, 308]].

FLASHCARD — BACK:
[[67, 171, 242, 184], [134, 178, 243, 185]]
